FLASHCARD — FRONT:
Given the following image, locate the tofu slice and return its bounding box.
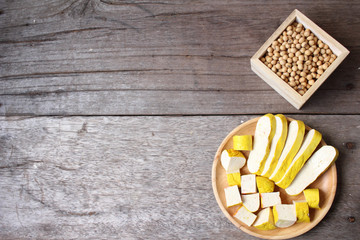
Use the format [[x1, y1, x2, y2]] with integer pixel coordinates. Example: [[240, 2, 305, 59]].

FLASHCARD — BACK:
[[261, 114, 288, 177], [260, 192, 281, 208], [285, 146, 338, 196], [241, 174, 257, 194], [233, 135, 253, 151], [276, 129, 322, 188], [273, 204, 297, 228], [303, 188, 321, 209], [234, 206, 257, 227], [242, 193, 260, 212], [256, 176, 275, 193], [254, 207, 277, 230], [247, 114, 276, 174], [221, 149, 246, 173], [224, 185, 242, 207], [270, 120, 305, 182], [293, 200, 310, 222], [227, 170, 241, 187]]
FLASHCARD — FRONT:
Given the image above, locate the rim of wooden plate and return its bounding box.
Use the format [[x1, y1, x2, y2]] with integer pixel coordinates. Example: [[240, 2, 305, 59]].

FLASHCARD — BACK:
[[212, 117, 337, 239]]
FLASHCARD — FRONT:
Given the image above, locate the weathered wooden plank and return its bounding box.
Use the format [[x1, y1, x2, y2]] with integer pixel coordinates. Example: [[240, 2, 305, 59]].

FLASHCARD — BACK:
[[0, 11, 358, 81], [1, 89, 359, 116], [0, 50, 357, 94], [1, 0, 359, 115], [0, 0, 359, 92], [0, 115, 359, 239]]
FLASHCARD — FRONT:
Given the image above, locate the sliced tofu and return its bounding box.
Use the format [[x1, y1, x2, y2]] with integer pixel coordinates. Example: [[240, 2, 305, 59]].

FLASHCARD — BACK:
[[303, 188, 321, 209], [254, 207, 277, 230], [241, 174, 257, 194], [270, 120, 305, 182], [227, 170, 241, 187], [293, 200, 310, 222], [285, 146, 338, 196], [273, 204, 297, 228], [242, 193, 260, 212], [224, 185, 242, 207], [221, 149, 246, 173], [233, 135, 253, 151], [256, 176, 275, 193], [234, 206, 257, 227], [276, 129, 322, 188], [247, 114, 276, 174], [261, 114, 288, 177], [260, 192, 281, 208]]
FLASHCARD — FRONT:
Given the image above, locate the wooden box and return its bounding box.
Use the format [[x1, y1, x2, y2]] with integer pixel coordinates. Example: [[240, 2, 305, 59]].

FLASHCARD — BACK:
[[251, 9, 349, 109]]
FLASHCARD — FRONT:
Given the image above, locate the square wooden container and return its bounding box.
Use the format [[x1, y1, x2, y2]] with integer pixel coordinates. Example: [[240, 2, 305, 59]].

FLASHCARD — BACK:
[[251, 9, 349, 109]]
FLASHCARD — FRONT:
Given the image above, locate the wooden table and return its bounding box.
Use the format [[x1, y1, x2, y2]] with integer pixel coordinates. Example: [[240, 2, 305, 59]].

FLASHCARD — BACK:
[[1, 1, 359, 239]]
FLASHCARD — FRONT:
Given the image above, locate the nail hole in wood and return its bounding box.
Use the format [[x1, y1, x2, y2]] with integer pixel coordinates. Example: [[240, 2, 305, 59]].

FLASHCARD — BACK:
[[345, 142, 355, 149]]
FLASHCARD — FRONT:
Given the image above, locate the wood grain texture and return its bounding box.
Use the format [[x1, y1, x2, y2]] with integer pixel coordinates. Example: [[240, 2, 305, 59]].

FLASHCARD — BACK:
[[0, 0, 359, 115], [1, 89, 359, 116], [0, 1, 359, 239], [0, 115, 359, 239]]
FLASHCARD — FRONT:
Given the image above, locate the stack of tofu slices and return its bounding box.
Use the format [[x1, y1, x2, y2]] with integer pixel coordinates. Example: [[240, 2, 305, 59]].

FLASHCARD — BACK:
[[221, 113, 338, 229]]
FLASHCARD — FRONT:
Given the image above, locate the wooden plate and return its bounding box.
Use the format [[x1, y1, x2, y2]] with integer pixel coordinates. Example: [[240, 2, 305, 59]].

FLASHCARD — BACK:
[[212, 117, 337, 239]]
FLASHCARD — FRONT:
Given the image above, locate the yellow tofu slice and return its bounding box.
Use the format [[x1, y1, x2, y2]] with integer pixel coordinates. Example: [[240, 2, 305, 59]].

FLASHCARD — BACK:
[[233, 135, 253, 151], [261, 114, 288, 177], [294, 200, 310, 222], [254, 207, 277, 230], [285, 146, 338, 196], [256, 176, 275, 193], [276, 129, 322, 189], [227, 170, 241, 187], [247, 114, 276, 174], [270, 120, 305, 182], [303, 188, 321, 209]]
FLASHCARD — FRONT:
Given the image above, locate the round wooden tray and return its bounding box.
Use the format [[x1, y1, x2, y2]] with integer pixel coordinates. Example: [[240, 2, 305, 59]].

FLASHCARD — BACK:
[[212, 117, 337, 239]]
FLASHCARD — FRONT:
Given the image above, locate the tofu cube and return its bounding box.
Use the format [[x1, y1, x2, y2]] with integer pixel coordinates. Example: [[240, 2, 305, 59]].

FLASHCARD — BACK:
[[224, 185, 242, 207], [227, 170, 241, 187], [234, 206, 257, 226], [242, 193, 260, 212], [241, 174, 257, 194], [260, 192, 282, 208], [221, 149, 246, 173], [273, 204, 297, 228]]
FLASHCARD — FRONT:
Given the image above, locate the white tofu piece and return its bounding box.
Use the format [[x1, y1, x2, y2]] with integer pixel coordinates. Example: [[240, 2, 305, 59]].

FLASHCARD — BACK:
[[269, 120, 305, 182], [221, 149, 246, 173], [241, 174, 257, 194], [234, 206, 257, 227], [247, 114, 276, 174], [276, 129, 322, 189], [224, 185, 242, 207], [242, 193, 260, 212], [285, 145, 339, 195], [260, 192, 281, 208], [273, 204, 297, 228], [253, 207, 276, 230], [261, 114, 288, 177]]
